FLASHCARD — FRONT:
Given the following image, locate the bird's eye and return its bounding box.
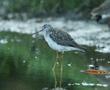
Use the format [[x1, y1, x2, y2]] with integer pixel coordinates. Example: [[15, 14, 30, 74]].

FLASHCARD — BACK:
[[42, 24, 51, 30], [44, 25, 46, 27], [43, 24, 47, 29]]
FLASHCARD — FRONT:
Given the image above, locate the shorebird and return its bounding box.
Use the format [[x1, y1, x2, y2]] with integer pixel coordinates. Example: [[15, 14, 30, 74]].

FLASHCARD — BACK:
[[35, 24, 84, 52], [33, 24, 85, 88]]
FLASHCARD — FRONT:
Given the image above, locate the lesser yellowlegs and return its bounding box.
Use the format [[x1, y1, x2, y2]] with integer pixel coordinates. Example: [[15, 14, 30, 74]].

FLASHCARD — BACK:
[[33, 24, 85, 88], [35, 24, 84, 52]]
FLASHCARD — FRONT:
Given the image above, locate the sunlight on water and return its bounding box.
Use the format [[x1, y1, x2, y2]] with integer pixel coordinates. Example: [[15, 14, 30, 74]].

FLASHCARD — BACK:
[[68, 82, 108, 87], [0, 39, 8, 44]]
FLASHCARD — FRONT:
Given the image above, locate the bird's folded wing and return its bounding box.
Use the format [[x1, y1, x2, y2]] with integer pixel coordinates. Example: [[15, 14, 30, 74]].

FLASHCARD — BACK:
[[49, 30, 80, 48]]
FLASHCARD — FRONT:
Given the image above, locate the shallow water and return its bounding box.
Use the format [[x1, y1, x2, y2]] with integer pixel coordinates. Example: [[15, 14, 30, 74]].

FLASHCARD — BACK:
[[0, 18, 110, 90]]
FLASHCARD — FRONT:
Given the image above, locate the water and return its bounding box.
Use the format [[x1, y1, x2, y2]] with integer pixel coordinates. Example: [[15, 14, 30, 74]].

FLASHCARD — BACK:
[[0, 18, 110, 90]]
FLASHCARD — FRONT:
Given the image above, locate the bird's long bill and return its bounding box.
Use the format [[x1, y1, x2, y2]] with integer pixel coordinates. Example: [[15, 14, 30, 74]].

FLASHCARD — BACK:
[[32, 29, 43, 35]]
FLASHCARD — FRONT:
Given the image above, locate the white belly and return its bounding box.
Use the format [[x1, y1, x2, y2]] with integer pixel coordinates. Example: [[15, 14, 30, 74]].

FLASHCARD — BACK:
[[44, 35, 80, 52]]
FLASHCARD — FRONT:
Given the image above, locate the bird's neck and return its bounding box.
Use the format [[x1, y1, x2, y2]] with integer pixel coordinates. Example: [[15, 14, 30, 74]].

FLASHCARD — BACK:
[[43, 30, 49, 38]]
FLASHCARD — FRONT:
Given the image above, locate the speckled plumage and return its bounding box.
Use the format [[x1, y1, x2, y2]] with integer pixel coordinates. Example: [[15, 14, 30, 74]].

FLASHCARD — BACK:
[[41, 24, 84, 52]]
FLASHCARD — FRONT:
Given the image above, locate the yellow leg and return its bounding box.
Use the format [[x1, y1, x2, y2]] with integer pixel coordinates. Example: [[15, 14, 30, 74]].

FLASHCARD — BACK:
[[52, 63, 57, 88], [52, 52, 64, 88], [52, 52, 59, 88], [59, 53, 63, 88]]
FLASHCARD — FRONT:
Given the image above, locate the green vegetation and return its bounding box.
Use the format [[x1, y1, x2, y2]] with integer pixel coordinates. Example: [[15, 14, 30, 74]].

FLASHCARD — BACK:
[[0, 0, 104, 18], [8, 0, 104, 13]]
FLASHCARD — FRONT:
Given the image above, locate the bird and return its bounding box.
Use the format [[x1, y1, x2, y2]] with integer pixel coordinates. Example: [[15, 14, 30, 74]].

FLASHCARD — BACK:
[[33, 24, 85, 88], [35, 24, 84, 53]]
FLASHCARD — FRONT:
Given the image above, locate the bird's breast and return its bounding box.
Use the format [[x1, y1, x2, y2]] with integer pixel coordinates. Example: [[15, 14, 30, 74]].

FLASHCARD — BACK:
[[44, 35, 80, 52], [44, 35, 62, 52]]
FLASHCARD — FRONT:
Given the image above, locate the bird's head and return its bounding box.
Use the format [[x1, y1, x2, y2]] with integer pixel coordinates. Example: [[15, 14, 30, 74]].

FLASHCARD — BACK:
[[42, 24, 53, 31], [35, 24, 53, 34]]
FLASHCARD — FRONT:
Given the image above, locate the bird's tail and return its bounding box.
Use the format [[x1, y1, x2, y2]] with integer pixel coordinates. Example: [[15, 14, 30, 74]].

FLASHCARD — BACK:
[[76, 45, 89, 53]]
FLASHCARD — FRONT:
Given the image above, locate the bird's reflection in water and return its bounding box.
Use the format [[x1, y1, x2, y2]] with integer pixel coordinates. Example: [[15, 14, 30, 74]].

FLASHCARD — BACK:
[[52, 52, 64, 88]]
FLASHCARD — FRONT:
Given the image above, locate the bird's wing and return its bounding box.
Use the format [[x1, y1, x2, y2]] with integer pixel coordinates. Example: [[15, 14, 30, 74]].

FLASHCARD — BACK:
[[49, 30, 80, 48]]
